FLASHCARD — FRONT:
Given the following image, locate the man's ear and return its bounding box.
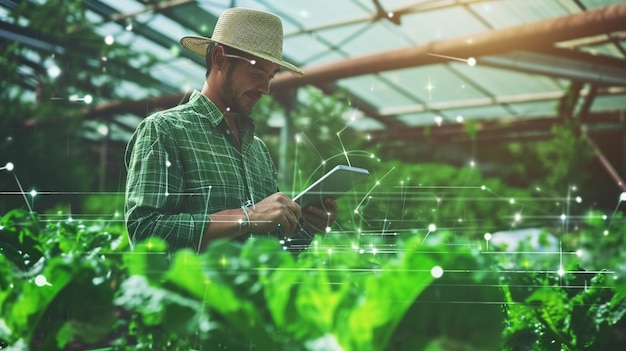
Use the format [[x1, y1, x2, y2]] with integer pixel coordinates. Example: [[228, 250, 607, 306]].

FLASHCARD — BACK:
[[211, 45, 226, 70]]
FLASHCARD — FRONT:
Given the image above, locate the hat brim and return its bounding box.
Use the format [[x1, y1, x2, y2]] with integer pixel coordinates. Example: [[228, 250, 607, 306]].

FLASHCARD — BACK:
[[180, 35, 303, 77]]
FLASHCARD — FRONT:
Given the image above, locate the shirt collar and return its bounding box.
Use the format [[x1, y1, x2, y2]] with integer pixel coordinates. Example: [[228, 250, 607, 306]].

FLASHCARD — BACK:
[[189, 90, 255, 129]]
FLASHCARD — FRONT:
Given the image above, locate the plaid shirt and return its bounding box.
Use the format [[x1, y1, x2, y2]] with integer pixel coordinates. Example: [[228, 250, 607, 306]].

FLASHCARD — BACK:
[[124, 90, 278, 251]]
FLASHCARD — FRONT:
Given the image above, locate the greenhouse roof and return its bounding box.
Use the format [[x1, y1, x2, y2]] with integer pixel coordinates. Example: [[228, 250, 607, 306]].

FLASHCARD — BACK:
[[3, 0, 626, 144]]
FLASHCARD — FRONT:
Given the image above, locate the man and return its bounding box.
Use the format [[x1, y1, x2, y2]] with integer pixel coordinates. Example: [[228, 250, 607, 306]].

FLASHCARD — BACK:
[[124, 7, 338, 253]]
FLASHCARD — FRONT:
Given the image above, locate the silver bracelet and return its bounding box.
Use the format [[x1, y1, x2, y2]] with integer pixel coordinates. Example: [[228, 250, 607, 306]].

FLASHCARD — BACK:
[[240, 205, 251, 233]]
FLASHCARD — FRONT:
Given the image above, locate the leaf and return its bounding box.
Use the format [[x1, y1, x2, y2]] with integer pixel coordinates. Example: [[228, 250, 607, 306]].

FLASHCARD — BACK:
[[123, 238, 170, 284]]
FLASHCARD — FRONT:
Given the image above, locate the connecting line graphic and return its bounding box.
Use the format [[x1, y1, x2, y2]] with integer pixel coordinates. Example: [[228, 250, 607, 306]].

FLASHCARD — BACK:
[[355, 166, 396, 214], [1, 162, 34, 214], [426, 52, 477, 66], [336, 115, 358, 167]]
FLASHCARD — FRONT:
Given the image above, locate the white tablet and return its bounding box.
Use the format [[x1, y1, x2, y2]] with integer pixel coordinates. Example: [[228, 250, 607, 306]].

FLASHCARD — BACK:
[[293, 165, 370, 207]]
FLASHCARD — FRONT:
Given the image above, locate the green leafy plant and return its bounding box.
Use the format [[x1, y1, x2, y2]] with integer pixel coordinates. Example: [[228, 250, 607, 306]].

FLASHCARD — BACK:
[[0, 209, 127, 350], [1, 209, 506, 350]]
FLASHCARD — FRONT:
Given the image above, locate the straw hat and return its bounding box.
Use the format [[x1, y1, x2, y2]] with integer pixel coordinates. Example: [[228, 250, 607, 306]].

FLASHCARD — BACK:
[[180, 7, 303, 76]]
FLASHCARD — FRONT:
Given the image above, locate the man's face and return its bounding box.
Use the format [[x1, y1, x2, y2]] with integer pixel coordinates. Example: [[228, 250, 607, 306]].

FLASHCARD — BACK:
[[221, 53, 280, 115]]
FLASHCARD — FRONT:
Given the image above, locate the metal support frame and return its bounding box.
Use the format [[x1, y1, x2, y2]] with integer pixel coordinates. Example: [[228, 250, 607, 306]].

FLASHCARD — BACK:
[[271, 2, 626, 90]]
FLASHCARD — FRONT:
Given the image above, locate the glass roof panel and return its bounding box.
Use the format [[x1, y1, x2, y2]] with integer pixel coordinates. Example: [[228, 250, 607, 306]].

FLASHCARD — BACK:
[[139, 13, 192, 43], [397, 111, 443, 127], [452, 63, 566, 97], [274, 1, 372, 32], [507, 100, 560, 118], [579, 41, 626, 59], [471, 0, 576, 28], [283, 34, 344, 66], [581, 0, 626, 9], [381, 65, 488, 106], [337, 75, 421, 109], [440, 104, 514, 120], [98, 0, 144, 13], [396, 6, 490, 44], [330, 21, 414, 56], [591, 94, 626, 112]]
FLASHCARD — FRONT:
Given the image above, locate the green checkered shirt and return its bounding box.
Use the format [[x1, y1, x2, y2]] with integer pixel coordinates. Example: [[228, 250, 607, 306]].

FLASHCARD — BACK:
[[124, 90, 278, 251]]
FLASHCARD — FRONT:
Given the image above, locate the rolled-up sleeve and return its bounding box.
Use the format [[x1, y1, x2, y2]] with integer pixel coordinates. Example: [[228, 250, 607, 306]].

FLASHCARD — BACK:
[[124, 117, 208, 251]]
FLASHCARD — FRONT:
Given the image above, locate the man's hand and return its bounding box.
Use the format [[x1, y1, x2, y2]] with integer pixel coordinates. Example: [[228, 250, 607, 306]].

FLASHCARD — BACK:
[[247, 192, 302, 235], [301, 197, 338, 234]]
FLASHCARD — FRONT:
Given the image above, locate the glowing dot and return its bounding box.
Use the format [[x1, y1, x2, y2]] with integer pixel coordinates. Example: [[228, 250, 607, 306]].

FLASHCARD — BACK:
[[620, 192, 626, 202], [484, 233, 492, 241], [436, 197, 441, 203], [535, 187, 542, 192], [250, 59, 256, 65], [571, 185, 577, 191], [428, 224, 436, 232], [4, 162, 14, 171], [165, 192, 169, 196], [226, 107, 231, 112], [97, 124, 109, 136], [467, 57, 476, 66], [576, 249, 582, 257], [104, 35, 115, 45], [34, 275, 51, 287], [47, 65, 61, 78], [165, 160, 171, 167], [469, 160, 475, 167], [325, 226, 331, 233], [481, 185, 486, 190], [514, 213, 521, 222], [125, 22, 133, 31], [603, 230, 609, 236], [30, 189, 37, 197], [560, 214, 566, 221], [372, 248, 378, 255], [84, 95, 93, 104], [359, 249, 364, 254], [387, 12, 394, 18], [431, 266, 444, 278], [602, 215, 607, 220], [434, 116, 443, 126], [456, 115, 464, 123], [354, 209, 359, 214], [509, 198, 515, 204], [557, 267, 565, 277], [575, 196, 582, 203]]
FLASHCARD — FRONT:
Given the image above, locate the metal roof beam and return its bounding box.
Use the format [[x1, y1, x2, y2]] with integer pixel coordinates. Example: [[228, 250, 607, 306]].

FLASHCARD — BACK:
[[378, 87, 625, 116], [272, 2, 626, 91], [479, 50, 626, 86]]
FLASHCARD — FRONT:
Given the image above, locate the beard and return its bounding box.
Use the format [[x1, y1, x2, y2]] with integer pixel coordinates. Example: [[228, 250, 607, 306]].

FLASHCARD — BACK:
[[221, 67, 254, 116]]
